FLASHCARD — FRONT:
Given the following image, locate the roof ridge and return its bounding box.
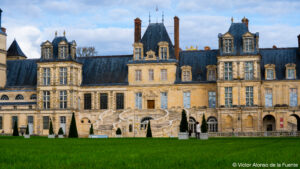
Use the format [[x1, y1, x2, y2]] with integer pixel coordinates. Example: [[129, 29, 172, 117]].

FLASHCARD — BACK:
[[77, 54, 133, 59]]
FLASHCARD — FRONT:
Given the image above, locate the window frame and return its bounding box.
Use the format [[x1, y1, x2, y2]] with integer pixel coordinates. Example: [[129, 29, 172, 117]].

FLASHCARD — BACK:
[[225, 87, 233, 107], [100, 93, 108, 110], [244, 61, 254, 80], [148, 69, 154, 81], [116, 93, 124, 110], [135, 70, 142, 81], [43, 116, 49, 130], [43, 91, 50, 109], [59, 90, 67, 109], [289, 88, 298, 107], [224, 62, 233, 80], [208, 91, 216, 108], [84, 93, 92, 110], [43, 68, 51, 86], [135, 92, 142, 109], [265, 88, 273, 107], [245, 86, 254, 107], [59, 67, 68, 85], [161, 69, 168, 81], [224, 38, 233, 53]]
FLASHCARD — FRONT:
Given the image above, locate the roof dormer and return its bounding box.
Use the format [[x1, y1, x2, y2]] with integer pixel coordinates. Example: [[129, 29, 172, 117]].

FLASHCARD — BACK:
[[41, 40, 53, 60]]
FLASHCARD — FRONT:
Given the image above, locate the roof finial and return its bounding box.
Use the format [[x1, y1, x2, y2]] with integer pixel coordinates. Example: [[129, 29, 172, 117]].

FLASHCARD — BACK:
[[63, 30, 66, 36], [149, 12, 151, 24], [231, 17, 234, 23], [55, 31, 57, 37], [162, 11, 164, 23]]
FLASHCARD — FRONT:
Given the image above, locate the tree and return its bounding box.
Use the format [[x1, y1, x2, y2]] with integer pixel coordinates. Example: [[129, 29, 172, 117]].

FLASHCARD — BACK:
[[89, 124, 94, 135], [179, 109, 188, 132], [25, 125, 29, 135], [49, 119, 54, 135], [146, 121, 152, 138], [201, 114, 208, 133], [69, 112, 78, 138], [116, 128, 122, 135], [12, 120, 19, 136], [76, 47, 98, 57], [58, 127, 64, 135]]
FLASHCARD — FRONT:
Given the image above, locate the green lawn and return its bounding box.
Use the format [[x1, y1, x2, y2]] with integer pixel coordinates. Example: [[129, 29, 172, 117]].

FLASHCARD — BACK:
[[0, 137, 299, 169]]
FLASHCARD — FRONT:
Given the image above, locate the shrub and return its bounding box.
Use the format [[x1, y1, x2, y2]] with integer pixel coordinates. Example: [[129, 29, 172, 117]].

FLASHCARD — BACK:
[[69, 112, 78, 138], [58, 127, 64, 135], [49, 119, 54, 135], [201, 114, 208, 133], [12, 120, 19, 136], [116, 128, 122, 135], [179, 109, 188, 132], [89, 124, 94, 135], [25, 125, 29, 135], [146, 121, 152, 138]]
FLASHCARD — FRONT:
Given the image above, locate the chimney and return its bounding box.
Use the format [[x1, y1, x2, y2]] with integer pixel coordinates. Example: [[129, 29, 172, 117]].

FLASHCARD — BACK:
[[204, 46, 211, 50], [134, 18, 141, 43], [272, 45, 277, 49], [174, 16, 180, 60], [0, 8, 2, 28], [242, 17, 249, 28]]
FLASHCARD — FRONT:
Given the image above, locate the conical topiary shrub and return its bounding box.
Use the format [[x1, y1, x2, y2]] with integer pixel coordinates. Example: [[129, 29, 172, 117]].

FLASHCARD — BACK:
[[49, 119, 54, 135], [12, 120, 19, 136], [89, 124, 94, 135], [25, 125, 29, 135], [68, 112, 78, 138], [146, 121, 152, 138], [58, 127, 64, 135], [179, 109, 188, 132], [201, 114, 208, 133]]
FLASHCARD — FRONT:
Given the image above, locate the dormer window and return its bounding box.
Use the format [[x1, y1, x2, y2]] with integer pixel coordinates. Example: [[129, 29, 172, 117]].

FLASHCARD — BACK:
[[286, 63, 296, 80], [265, 64, 275, 80], [133, 43, 143, 60], [44, 47, 51, 59], [60, 46, 67, 59], [181, 66, 192, 82], [244, 37, 254, 52], [206, 65, 216, 81], [158, 41, 169, 59], [224, 39, 233, 53], [41, 41, 53, 59]]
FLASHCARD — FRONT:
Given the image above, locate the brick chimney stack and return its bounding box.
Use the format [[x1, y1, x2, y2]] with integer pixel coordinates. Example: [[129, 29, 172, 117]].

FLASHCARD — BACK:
[[174, 16, 180, 60], [134, 18, 141, 43], [242, 17, 249, 28]]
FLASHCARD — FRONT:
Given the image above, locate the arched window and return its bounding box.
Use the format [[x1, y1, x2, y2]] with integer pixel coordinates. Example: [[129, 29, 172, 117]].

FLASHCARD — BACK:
[[30, 94, 37, 100], [207, 117, 218, 132], [0, 95, 9, 100], [189, 117, 196, 134], [15, 94, 24, 100]]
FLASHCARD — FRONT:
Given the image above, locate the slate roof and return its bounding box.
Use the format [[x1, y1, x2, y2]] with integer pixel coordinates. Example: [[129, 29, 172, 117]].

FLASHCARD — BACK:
[[6, 59, 38, 87], [260, 48, 300, 80], [176, 50, 218, 83], [140, 23, 175, 59], [77, 55, 132, 86], [7, 40, 27, 58], [219, 23, 259, 56]]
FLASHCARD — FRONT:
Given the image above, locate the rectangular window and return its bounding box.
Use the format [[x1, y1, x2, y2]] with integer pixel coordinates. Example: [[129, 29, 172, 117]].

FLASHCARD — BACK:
[[43, 116, 49, 129], [135, 92, 142, 109], [225, 87, 232, 107], [224, 39, 232, 53], [244, 38, 253, 52], [0, 116, 2, 129], [116, 93, 124, 110], [70, 67, 73, 85], [160, 92, 168, 109], [84, 93, 92, 110], [28, 116, 33, 124], [100, 93, 108, 109], [266, 69, 274, 80], [149, 69, 154, 81], [183, 91, 191, 108], [287, 69, 295, 79], [44, 47, 51, 59], [161, 69, 167, 81], [43, 68, 51, 86], [60, 67, 67, 85], [160, 47, 167, 59], [265, 88, 273, 107], [246, 86, 254, 106], [208, 69, 216, 81], [208, 91, 216, 108], [60, 46, 67, 59], [60, 90, 67, 109], [290, 88, 298, 107], [244, 62, 254, 80], [183, 70, 191, 81], [224, 62, 232, 80], [135, 48, 141, 60], [43, 91, 50, 109], [135, 70, 142, 81], [12, 116, 18, 129]]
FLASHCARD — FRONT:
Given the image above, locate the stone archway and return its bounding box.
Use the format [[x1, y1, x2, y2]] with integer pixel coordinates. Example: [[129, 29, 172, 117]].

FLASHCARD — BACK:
[[188, 116, 196, 136], [288, 114, 300, 131], [263, 115, 276, 131], [207, 116, 218, 132]]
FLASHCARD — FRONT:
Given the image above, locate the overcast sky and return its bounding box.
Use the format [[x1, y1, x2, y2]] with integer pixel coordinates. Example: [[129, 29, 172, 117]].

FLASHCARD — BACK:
[[1, 0, 300, 58]]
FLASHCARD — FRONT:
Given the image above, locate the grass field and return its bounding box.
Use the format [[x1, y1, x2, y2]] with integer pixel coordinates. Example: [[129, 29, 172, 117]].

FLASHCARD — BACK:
[[0, 137, 299, 169]]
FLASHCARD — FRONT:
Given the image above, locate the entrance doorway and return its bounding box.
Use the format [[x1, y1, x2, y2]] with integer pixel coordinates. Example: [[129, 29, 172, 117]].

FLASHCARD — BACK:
[[27, 116, 33, 135], [60, 116, 66, 134], [288, 114, 300, 131], [189, 117, 196, 137], [147, 100, 155, 109], [263, 115, 276, 131], [207, 116, 218, 132]]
